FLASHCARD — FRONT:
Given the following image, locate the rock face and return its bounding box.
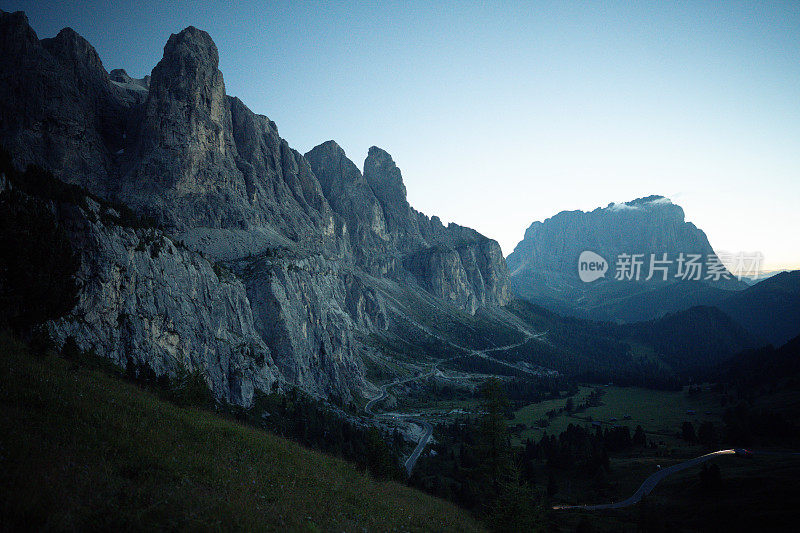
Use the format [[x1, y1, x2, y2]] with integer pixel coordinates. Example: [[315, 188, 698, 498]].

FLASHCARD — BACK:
[[0, 13, 126, 194], [0, 11, 509, 405], [46, 199, 278, 406], [306, 142, 509, 314], [509, 196, 712, 275], [126, 27, 240, 216], [507, 195, 744, 322]]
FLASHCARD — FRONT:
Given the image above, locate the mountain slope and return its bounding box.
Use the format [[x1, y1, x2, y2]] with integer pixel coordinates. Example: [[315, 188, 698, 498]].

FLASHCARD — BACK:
[[714, 270, 800, 346], [716, 333, 800, 391], [0, 11, 509, 406], [493, 299, 758, 386], [0, 334, 484, 532], [610, 270, 800, 346], [621, 305, 760, 373]]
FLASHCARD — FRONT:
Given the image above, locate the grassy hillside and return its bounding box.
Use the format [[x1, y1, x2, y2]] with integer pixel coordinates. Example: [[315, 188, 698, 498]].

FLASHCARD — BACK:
[[0, 334, 484, 532]]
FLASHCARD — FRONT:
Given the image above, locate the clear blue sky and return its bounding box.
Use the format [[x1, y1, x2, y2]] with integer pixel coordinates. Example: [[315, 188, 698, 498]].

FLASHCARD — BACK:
[[4, 0, 799, 269]]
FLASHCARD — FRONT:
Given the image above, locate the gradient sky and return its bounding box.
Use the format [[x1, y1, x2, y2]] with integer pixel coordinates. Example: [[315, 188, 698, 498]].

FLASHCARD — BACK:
[[4, 0, 799, 270]]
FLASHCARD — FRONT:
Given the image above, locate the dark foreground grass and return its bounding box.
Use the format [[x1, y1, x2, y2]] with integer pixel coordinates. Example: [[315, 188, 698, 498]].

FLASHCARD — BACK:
[[0, 335, 484, 532]]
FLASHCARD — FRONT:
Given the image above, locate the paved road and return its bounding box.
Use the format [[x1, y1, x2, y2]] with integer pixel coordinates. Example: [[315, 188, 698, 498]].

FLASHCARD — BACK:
[[364, 388, 388, 416], [553, 449, 744, 510], [403, 419, 433, 474], [364, 331, 547, 475], [364, 366, 444, 475]]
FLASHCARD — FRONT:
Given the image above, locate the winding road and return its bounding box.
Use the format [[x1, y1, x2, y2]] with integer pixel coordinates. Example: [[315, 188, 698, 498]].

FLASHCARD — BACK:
[[553, 448, 800, 511], [364, 362, 447, 475], [365, 329, 547, 475]]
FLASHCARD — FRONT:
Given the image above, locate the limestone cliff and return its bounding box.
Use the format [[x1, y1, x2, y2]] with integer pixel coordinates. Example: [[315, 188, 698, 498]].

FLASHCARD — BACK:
[[0, 10, 509, 405]]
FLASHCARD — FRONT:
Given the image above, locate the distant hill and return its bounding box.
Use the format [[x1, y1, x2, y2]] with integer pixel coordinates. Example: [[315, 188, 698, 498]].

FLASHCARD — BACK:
[[716, 334, 800, 389], [497, 298, 757, 387], [621, 305, 761, 374], [564, 270, 800, 346], [713, 270, 800, 346]]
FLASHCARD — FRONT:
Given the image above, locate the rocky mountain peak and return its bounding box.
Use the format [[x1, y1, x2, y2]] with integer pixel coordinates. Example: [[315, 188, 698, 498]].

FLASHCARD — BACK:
[[510, 195, 712, 273], [151, 26, 221, 99], [45, 26, 99, 57], [508, 194, 744, 322], [603, 194, 686, 223], [363, 146, 414, 235], [41, 27, 110, 90], [128, 25, 234, 209], [306, 141, 364, 194], [109, 68, 132, 83], [164, 26, 218, 66], [0, 11, 39, 57], [364, 146, 407, 201], [109, 69, 150, 93]]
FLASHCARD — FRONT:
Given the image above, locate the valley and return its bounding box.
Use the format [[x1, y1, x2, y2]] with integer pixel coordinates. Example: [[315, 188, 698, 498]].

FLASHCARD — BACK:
[[1, 5, 799, 531]]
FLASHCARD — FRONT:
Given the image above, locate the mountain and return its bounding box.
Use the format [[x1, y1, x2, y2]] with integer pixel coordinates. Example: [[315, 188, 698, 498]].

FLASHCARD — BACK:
[[716, 333, 800, 389], [493, 298, 757, 387], [620, 305, 760, 374], [507, 195, 746, 322], [0, 11, 508, 406], [713, 270, 800, 346]]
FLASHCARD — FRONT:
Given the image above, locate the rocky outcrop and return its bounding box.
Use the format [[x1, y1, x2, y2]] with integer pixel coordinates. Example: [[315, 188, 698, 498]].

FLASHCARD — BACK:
[[44, 198, 278, 406], [509, 196, 716, 276], [229, 252, 382, 399], [122, 26, 248, 227], [227, 96, 334, 239], [0, 12, 125, 194], [306, 142, 509, 313], [363, 146, 418, 238], [304, 141, 389, 255], [0, 11, 509, 406]]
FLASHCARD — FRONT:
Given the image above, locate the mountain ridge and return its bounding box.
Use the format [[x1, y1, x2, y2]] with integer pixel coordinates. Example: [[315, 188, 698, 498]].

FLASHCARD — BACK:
[[0, 11, 509, 406]]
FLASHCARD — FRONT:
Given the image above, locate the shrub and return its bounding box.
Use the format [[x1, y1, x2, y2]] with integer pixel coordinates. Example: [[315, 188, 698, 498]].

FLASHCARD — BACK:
[[169, 366, 215, 409]]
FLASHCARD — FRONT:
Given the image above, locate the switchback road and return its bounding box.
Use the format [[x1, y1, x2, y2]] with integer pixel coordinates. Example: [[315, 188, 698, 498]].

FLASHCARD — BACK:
[[365, 330, 547, 475]]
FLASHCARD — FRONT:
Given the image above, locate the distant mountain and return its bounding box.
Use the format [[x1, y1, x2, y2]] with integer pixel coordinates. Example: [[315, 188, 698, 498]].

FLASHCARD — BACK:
[[507, 195, 746, 323], [740, 269, 787, 286], [497, 298, 758, 387], [612, 269, 800, 346]]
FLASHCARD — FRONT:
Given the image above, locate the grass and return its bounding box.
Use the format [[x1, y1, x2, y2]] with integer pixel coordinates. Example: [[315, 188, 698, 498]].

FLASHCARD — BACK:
[[510, 385, 724, 446], [0, 334, 485, 532], [509, 387, 595, 442], [576, 386, 721, 440]]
